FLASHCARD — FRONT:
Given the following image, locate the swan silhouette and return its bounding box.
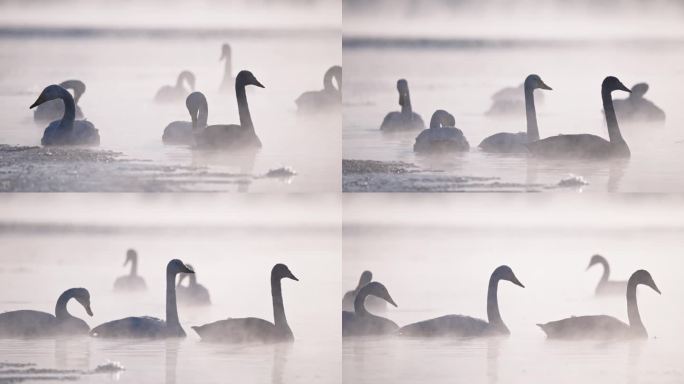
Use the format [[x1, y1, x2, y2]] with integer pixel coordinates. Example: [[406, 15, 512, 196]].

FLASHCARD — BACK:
[[342, 271, 387, 312], [177, 264, 211, 306], [113, 249, 147, 292], [486, 81, 546, 116], [538, 270, 660, 340], [0, 288, 93, 338], [414, 110, 470, 153], [612, 83, 666, 122], [192, 264, 298, 343], [527, 76, 631, 159], [219, 43, 234, 91], [587, 254, 627, 296], [193, 70, 264, 149], [90, 259, 194, 338], [398, 266, 524, 337], [380, 79, 425, 131], [162, 92, 208, 145], [29, 85, 100, 146], [155, 70, 196, 103], [33, 80, 86, 123], [479, 75, 552, 153], [342, 281, 398, 337], [295, 65, 342, 113]]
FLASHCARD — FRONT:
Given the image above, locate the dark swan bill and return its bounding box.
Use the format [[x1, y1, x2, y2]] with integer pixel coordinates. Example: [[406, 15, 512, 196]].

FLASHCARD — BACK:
[[113, 249, 147, 292], [33, 79, 86, 123], [414, 109, 470, 153], [380, 79, 425, 132], [192, 263, 298, 343], [397, 265, 524, 338], [342, 281, 398, 337], [295, 65, 342, 114], [587, 254, 627, 296]]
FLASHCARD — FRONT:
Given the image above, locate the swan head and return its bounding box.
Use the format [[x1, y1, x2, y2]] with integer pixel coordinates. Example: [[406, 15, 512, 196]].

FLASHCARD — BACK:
[[72, 288, 94, 317], [272, 263, 298, 281], [630, 270, 661, 295], [586, 254, 607, 270], [124, 249, 137, 266], [59, 80, 86, 103], [359, 270, 373, 286], [631, 83, 649, 98], [429, 109, 455, 129], [602, 76, 631, 94], [524, 74, 552, 91], [396, 79, 409, 107], [236, 70, 265, 88], [186, 92, 207, 125], [220, 43, 232, 61], [325, 65, 343, 90], [493, 265, 524, 288], [365, 282, 397, 307], [29, 84, 68, 109], [178, 71, 196, 91], [168, 259, 194, 275]]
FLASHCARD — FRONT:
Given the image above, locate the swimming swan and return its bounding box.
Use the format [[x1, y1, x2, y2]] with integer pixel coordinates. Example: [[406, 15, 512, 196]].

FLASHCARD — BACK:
[[177, 264, 211, 306], [587, 254, 627, 296], [219, 43, 234, 91], [398, 266, 524, 337], [155, 70, 196, 103], [479, 75, 552, 153], [527, 76, 631, 159], [414, 110, 470, 153], [342, 271, 387, 312], [538, 270, 660, 340], [193, 70, 264, 149], [380, 79, 425, 132], [342, 281, 398, 337], [114, 249, 147, 292], [612, 82, 665, 123], [486, 81, 546, 116], [192, 264, 298, 343], [90, 259, 194, 338], [162, 92, 208, 145], [30, 85, 100, 146], [0, 288, 93, 338], [33, 80, 86, 123], [295, 65, 342, 113]]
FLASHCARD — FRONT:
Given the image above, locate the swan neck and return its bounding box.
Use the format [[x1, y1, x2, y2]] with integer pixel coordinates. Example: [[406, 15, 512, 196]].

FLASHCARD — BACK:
[[323, 70, 334, 91], [236, 83, 254, 131], [271, 276, 290, 331], [602, 89, 625, 145], [223, 55, 232, 83], [599, 259, 610, 284], [524, 85, 539, 142], [197, 104, 208, 129], [353, 287, 369, 316], [59, 88, 76, 129], [54, 290, 75, 320], [129, 256, 138, 276], [626, 280, 645, 332], [486, 275, 507, 332], [401, 91, 413, 115], [166, 270, 182, 331]]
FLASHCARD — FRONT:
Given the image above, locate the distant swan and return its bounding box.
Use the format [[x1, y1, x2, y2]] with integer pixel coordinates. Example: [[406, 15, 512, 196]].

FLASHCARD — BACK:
[[527, 76, 631, 159], [30, 84, 100, 146], [177, 264, 211, 306], [192, 264, 298, 343], [90, 259, 194, 338], [414, 110, 470, 153], [398, 266, 524, 337], [538, 270, 660, 340], [219, 43, 234, 91], [193, 70, 264, 149], [486, 81, 546, 116], [587, 254, 627, 296], [380, 79, 425, 132], [114, 249, 147, 292], [479, 74, 552, 153], [155, 70, 196, 103], [162, 92, 208, 145], [0, 288, 93, 338], [295, 65, 342, 113], [612, 82, 665, 123], [342, 271, 387, 312], [33, 80, 86, 123], [342, 281, 398, 337]]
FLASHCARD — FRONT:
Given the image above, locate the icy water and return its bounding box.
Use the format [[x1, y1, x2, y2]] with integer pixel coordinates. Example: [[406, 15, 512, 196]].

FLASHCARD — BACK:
[[0, 194, 341, 383], [343, 194, 684, 384], [342, 39, 684, 192]]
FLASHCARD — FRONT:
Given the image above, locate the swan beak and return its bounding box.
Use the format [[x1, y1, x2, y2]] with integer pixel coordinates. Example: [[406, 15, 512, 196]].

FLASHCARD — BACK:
[[386, 296, 398, 307], [540, 82, 552, 91], [618, 82, 632, 93], [287, 272, 299, 281], [29, 97, 43, 109], [253, 79, 265, 88], [85, 304, 93, 317], [511, 276, 525, 288], [182, 265, 195, 274], [651, 282, 662, 295]]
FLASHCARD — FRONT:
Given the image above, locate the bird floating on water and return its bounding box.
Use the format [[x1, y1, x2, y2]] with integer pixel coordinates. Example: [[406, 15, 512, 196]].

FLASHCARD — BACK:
[[113, 249, 147, 292], [295, 65, 342, 114], [30, 84, 99, 146], [414, 109, 470, 153], [380, 79, 424, 132], [342, 270, 388, 313], [33, 79, 86, 123], [342, 281, 398, 337], [162, 92, 208, 145], [155, 70, 196, 103]]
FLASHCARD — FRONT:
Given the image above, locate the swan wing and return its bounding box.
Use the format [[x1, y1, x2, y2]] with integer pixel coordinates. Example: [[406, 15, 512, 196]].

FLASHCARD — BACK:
[[527, 134, 611, 159], [192, 317, 283, 343], [90, 316, 166, 338], [0, 310, 56, 337], [162, 121, 194, 145], [342, 312, 398, 337], [537, 315, 630, 340], [398, 315, 489, 337], [195, 124, 261, 149], [479, 132, 527, 153]]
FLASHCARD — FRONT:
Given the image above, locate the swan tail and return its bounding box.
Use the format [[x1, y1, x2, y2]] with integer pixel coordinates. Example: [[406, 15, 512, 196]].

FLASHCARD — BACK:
[[536, 323, 550, 336]]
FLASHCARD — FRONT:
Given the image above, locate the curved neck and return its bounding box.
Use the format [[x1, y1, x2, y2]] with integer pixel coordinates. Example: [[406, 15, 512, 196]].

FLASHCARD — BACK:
[[602, 89, 626, 145], [486, 275, 508, 332], [55, 290, 77, 320], [323, 71, 334, 91], [524, 84, 539, 142], [626, 281, 645, 333], [353, 286, 370, 316], [166, 270, 182, 331], [58, 88, 76, 129], [189, 274, 197, 286], [235, 82, 254, 131], [197, 104, 208, 128], [129, 256, 138, 276], [401, 91, 413, 115], [598, 259, 610, 284], [223, 56, 232, 83], [271, 276, 290, 331]]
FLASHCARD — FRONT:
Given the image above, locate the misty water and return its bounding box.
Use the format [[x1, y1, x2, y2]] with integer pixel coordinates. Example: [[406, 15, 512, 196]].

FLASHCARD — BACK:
[[0, 194, 341, 383], [343, 194, 684, 384]]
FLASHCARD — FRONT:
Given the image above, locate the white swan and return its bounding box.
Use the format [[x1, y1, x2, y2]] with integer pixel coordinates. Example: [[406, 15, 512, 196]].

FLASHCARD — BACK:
[[219, 43, 234, 92], [414, 110, 470, 153], [612, 82, 665, 123], [30, 84, 100, 146], [342, 271, 387, 312], [177, 264, 211, 306], [380, 79, 425, 131], [0, 288, 93, 338], [113, 249, 147, 292], [33, 79, 86, 123], [295, 65, 342, 113], [479, 74, 552, 153], [162, 92, 208, 145], [342, 281, 398, 337], [193, 70, 264, 149], [192, 264, 298, 343], [90, 259, 193, 338], [155, 70, 196, 103]]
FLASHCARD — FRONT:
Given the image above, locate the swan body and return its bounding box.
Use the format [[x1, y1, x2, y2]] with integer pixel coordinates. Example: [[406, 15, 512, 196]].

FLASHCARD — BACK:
[[342, 271, 387, 312], [538, 270, 660, 340], [162, 92, 208, 145], [91, 259, 193, 338], [155, 71, 195, 103], [219, 43, 235, 91], [177, 264, 211, 306], [193, 264, 298, 343], [342, 281, 398, 337], [33, 80, 85, 123], [113, 249, 147, 292], [295, 65, 342, 113], [0, 288, 93, 338], [30, 85, 99, 146], [414, 110, 470, 153], [527, 76, 631, 159], [479, 74, 552, 153], [194, 70, 264, 149], [398, 266, 524, 337], [587, 254, 627, 296], [612, 83, 665, 122], [380, 79, 425, 131]]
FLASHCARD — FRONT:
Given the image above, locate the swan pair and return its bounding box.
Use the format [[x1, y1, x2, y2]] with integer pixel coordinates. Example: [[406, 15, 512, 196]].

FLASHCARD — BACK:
[[33, 79, 86, 123], [342, 270, 387, 313], [155, 71, 196, 103], [296, 65, 342, 113]]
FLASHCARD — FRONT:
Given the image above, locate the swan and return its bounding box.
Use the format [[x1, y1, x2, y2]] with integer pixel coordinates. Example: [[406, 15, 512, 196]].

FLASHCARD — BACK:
[[177, 264, 211, 306], [162, 92, 208, 145], [413, 110, 470, 153], [295, 65, 342, 113], [0, 288, 93, 338], [219, 43, 234, 91], [486, 81, 546, 116], [29, 85, 100, 146], [113, 249, 147, 292], [342, 281, 398, 337], [155, 70, 196, 103], [33, 79, 86, 123], [90, 259, 194, 338], [398, 265, 524, 337], [527, 76, 631, 159], [380, 79, 425, 131], [612, 83, 666, 122], [538, 270, 660, 340], [192, 264, 298, 343], [342, 271, 388, 312], [587, 254, 627, 296], [479, 74, 552, 153], [193, 70, 264, 149]]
